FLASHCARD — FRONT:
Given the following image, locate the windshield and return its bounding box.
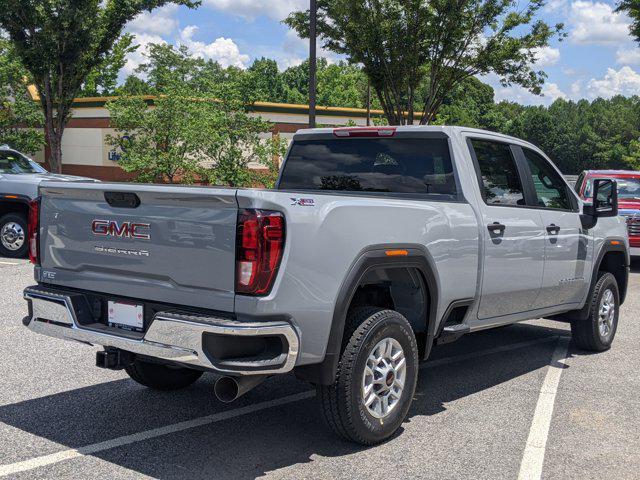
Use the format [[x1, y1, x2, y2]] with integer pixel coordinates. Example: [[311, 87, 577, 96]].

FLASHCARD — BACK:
[[585, 176, 640, 200], [0, 151, 47, 174]]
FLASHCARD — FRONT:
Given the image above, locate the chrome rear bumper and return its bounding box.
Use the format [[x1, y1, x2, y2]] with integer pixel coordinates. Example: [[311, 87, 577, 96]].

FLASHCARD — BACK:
[[23, 286, 299, 375]]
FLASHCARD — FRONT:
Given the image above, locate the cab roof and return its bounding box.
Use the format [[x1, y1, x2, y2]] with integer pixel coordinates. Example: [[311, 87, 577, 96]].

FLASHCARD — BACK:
[[293, 125, 543, 151], [584, 170, 640, 176]]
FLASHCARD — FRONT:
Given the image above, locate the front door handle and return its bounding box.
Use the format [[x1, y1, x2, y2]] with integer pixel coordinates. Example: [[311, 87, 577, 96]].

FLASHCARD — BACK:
[[487, 222, 506, 234], [546, 224, 561, 234]]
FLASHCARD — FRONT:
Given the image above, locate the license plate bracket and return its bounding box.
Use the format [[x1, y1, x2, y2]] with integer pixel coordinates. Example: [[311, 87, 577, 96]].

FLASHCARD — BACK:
[[108, 301, 144, 332]]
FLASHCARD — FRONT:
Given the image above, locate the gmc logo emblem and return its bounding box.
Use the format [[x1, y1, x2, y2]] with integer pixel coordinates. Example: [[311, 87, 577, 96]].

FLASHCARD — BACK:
[[91, 220, 151, 240]]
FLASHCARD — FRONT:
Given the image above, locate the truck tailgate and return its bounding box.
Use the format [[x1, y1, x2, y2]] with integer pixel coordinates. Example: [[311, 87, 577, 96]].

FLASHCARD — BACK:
[[37, 182, 238, 312]]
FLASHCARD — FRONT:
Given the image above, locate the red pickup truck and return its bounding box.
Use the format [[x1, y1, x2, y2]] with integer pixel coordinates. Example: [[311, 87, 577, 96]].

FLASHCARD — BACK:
[[575, 170, 640, 257]]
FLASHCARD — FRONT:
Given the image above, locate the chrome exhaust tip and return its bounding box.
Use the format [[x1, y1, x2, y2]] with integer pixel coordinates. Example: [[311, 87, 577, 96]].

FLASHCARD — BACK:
[[214, 375, 268, 403]]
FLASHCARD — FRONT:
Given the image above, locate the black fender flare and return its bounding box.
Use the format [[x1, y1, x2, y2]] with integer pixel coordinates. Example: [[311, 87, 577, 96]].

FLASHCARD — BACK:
[[568, 238, 630, 321], [590, 238, 629, 304], [294, 244, 439, 385], [0, 194, 32, 218], [0, 193, 31, 206]]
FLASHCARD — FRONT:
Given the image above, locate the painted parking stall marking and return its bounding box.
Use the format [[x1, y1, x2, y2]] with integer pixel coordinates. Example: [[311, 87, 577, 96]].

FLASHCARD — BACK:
[[0, 335, 561, 478]]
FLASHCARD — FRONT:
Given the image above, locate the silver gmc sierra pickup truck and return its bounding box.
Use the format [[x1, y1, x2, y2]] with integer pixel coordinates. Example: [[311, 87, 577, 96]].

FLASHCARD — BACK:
[[0, 145, 94, 258], [22, 126, 629, 444]]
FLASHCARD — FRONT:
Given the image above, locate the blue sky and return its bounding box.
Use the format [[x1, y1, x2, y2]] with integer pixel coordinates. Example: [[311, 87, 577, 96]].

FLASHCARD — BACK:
[[123, 0, 640, 105]]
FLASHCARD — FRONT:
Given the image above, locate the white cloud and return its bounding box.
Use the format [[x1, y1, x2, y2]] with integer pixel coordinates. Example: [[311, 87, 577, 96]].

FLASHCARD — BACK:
[[570, 80, 583, 98], [485, 73, 567, 105], [121, 5, 181, 78], [203, 0, 306, 21], [569, 1, 632, 45], [586, 66, 640, 98], [616, 46, 640, 65], [128, 5, 179, 36], [274, 30, 342, 69], [531, 46, 561, 67], [122, 33, 166, 77], [543, 82, 568, 100], [545, 0, 569, 12], [179, 26, 250, 68]]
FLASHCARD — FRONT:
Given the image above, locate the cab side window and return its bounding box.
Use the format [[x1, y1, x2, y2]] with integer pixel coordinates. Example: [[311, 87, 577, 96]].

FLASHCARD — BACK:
[[575, 172, 585, 196], [470, 139, 525, 206], [522, 148, 572, 210]]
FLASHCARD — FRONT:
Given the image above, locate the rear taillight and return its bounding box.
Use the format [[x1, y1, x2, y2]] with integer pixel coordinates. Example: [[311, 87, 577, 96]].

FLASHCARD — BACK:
[[28, 197, 40, 265], [236, 209, 285, 295]]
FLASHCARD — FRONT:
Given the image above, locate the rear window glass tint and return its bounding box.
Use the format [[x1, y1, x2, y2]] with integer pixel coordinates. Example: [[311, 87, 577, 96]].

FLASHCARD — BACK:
[[470, 140, 525, 206], [278, 137, 457, 198]]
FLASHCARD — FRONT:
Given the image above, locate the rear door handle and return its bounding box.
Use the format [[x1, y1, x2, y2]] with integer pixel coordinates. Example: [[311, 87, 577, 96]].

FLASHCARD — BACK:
[[487, 222, 506, 234], [546, 224, 560, 234]]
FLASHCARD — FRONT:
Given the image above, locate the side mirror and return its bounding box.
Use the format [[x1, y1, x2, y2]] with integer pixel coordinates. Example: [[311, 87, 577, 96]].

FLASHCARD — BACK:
[[581, 178, 618, 228], [593, 178, 618, 217]]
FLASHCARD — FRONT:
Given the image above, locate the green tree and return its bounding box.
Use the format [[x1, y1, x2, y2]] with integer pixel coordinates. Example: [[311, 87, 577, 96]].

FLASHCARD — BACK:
[[82, 34, 138, 97], [281, 58, 372, 108], [247, 58, 288, 104], [107, 43, 283, 186], [0, 0, 200, 173], [0, 38, 44, 154], [107, 89, 203, 183], [435, 77, 496, 128], [318, 61, 369, 108], [286, 0, 563, 125], [117, 75, 151, 96], [618, 0, 640, 41]]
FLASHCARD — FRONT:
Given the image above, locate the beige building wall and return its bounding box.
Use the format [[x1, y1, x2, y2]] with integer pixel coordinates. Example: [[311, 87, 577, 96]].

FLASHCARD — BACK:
[[30, 99, 386, 180]]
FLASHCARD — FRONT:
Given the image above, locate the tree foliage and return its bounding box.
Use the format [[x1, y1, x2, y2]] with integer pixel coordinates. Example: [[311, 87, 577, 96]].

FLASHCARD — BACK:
[[617, 0, 640, 42], [0, 0, 200, 172], [106, 44, 284, 186], [82, 34, 138, 97], [0, 38, 44, 154], [488, 96, 640, 173], [286, 0, 563, 125]]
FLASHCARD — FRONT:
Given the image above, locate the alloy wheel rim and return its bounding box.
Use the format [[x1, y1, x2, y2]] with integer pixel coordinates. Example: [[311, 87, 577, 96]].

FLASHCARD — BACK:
[[598, 288, 615, 339], [1, 222, 25, 251], [362, 337, 406, 419]]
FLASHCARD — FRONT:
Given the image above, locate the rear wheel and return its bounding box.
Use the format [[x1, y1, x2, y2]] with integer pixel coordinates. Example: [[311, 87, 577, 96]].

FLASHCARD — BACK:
[[571, 272, 619, 352], [0, 213, 27, 258], [318, 307, 419, 445], [125, 359, 203, 391]]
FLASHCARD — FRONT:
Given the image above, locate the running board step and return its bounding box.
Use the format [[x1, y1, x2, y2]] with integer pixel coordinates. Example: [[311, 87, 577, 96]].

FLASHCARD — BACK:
[[437, 324, 470, 345]]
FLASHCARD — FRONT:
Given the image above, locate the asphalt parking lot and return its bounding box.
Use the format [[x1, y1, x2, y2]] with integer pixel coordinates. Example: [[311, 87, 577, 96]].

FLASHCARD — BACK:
[[0, 259, 639, 480]]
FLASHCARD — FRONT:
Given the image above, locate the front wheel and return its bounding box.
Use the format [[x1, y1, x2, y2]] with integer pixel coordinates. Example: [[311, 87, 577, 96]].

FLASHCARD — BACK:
[[0, 213, 28, 258], [318, 307, 419, 445], [571, 272, 619, 352]]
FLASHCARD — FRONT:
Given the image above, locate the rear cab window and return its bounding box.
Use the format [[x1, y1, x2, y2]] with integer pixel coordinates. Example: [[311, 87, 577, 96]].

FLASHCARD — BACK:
[[468, 139, 526, 206], [278, 136, 458, 200]]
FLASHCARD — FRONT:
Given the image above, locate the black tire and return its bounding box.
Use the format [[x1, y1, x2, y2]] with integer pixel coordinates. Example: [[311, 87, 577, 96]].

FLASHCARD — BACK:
[[571, 272, 619, 352], [125, 359, 203, 391], [0, 213, 28, 258], [318, 307, 419, 445]]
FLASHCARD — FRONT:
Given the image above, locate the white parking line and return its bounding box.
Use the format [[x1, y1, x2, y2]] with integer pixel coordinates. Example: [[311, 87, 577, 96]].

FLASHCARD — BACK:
[[517, 336, 570, 480], [0, 335, 561, 477], [0, 391, 315, 478], [0, 261, 19, 265]]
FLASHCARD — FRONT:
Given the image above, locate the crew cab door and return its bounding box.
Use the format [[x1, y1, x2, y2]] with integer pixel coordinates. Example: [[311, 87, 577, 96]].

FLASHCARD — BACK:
[[467, 138, 545, 319], [516, 147, 590, 307]]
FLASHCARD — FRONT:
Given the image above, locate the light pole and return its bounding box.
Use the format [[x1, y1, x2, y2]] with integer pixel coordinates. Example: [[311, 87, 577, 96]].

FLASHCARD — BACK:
[[309, 0, 317, 128]]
